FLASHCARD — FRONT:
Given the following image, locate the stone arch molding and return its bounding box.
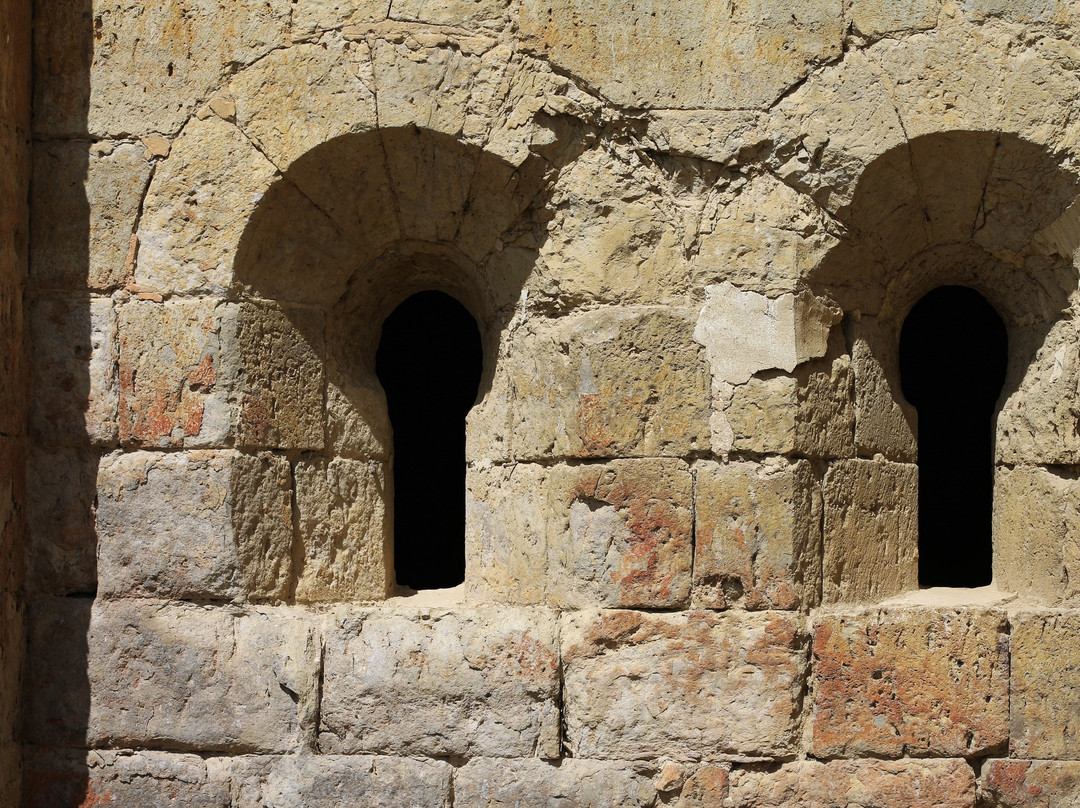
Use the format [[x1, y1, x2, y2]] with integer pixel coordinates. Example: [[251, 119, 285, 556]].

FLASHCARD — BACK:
[[127, 32, 599, 602], [682, 22, 1080, 608]]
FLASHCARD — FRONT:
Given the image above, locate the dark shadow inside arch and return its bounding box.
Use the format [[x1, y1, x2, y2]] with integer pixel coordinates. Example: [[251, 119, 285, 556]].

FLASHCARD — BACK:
[[376, 291, 483, 590], [900, 286, 1008, 588]]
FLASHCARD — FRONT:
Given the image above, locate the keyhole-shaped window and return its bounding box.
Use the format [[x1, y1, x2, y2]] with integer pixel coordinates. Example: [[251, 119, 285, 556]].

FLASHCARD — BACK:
[[899, 285, 1008, 587], [376, 290, 483, 590]]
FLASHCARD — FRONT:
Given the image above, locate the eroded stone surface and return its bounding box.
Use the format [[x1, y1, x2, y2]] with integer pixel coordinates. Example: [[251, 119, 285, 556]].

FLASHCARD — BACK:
[[1011, 611, 1080, 759], [812, 608, 1009, 758], [474, 308, 711, 462], [97, 451, 293, 601], [30, 141, 152, 291], [293, 457, 389, 602], [117, 300, 234, 448], [980, 759, 1080, 807], [822, 459, 919, 604], [562, 610, 807, 759], [994, 465, 1080, 604], [86, 600, 317, 753], [518, 0, 843, 109], [467, 459, 693, 608], [693, 458, 821, 611], [319, 608, 560, 758], [727, 758, 976, 808], [226, 755, 452, 808], [454, 758, 659, 807], [31, 297, 117, 446], [23, 748, 228, 808]]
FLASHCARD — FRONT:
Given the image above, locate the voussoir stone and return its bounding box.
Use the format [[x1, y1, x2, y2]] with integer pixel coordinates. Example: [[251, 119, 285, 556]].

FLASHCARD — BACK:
[[812, 608, 1009, 758], [319, 607, 560, 758], [561, 610, 807, 760]]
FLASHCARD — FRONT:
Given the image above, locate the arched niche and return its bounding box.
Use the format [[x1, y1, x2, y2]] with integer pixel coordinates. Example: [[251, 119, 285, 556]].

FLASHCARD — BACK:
[[808, 130, 1080, 604], [231, 126, 561, 601]]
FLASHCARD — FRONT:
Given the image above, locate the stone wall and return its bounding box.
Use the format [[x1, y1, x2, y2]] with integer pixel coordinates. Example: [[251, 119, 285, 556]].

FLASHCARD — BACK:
[[0, 0, 30, 802], [18, 1, 1080, 806]]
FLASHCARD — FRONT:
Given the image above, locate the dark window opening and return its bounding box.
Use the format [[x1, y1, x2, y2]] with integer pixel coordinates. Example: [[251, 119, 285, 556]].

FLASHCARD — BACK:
[[899, 285, 1008, 588], [376, 290, 483, 590]]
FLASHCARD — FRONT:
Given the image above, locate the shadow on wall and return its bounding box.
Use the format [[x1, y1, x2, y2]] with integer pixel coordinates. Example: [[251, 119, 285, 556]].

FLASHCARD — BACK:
[[230, 126, 564, 596], [21, 0, 99, 805], [807, 130, 1080, 594]]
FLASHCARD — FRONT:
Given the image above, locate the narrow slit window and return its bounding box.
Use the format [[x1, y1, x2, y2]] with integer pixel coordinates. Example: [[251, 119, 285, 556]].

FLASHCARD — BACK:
[[899, 285, 1008, 588], [376, 290, 483, 590]]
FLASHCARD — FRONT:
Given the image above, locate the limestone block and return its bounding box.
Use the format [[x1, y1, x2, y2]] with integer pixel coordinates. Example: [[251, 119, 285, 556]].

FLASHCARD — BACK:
[[293, 457, 389, 602], [851, 0, 940, 37], [135, 116, 278, 296], [980, 759, 1080, 807], [465, 462, 550, 605], [30, 141, 152, 291], [117, 299, 234, 448], [822, 459, 919, 604], [26, 448, 97, 595], [963, 0, 1076, 23], [86, 600, 317, 753], [644, 110, 761, 166], [31, 297, 117, 445], [727, 758, 976, 808], [993, 465, 1080, 604], [454, 758, 658, 807], [674, 765, 731, 807], [33, 0, 290, 138], [23, 748, 228, 808], [225, 755, 452, 808], [561, 610, 807, 759], [365, 35, 499, 148], [326, 375, 390, 460], [489, 308, 710, 461], [725, 353, 856, 459], [233, 173, 367, 309], [691, 175, 838, 297], [518, 0, 843, 109], [1010, 611, 1080, 759], [97, 451, 293, 601], [319, 608, 560, 758], [532, 144, 692, 309], [547, 459, 693, 609], [467, 460, 693, 608], [764, 48, 907, 216], [229, 42, 377, 173], [851, 329, 917, 462], [693, 459, 821, 611], [24, 596, 92, 746], [997, 323, 1080, 466], [812, 608, 1009, 758], [236, 302, 325, 450]]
